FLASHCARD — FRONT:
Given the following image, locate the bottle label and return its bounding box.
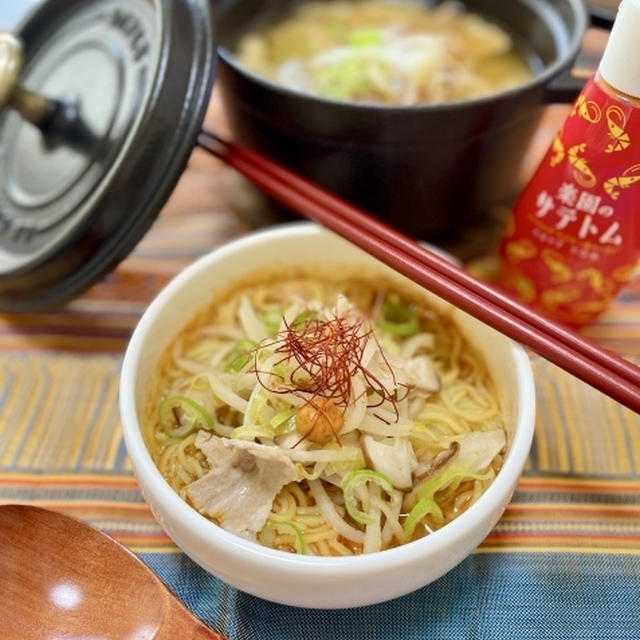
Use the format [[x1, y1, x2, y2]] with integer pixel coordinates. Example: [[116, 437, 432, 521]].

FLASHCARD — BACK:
[[499, 76, 640, 326]]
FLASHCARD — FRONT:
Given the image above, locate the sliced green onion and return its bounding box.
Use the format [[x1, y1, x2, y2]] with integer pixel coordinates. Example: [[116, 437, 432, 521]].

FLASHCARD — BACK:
[[315, 56, 383, 100], [269, 407, 297, 433], [401, 463, 493, 536], [158, 395, 213, 438], [262, 309, 282, 336], [259, 520, 307, 554], [348, 27, 382, 47], [231, 424, 274, 441], [247, 388, 269, 425], [293, 309, 317, 329], [272, 359, 289, 382], [403, 497, 443, 538], [225, 338, 257, 372], [416, 466, 492, 502], [376, 297, 420, 337], [342, 469, 395, 525]]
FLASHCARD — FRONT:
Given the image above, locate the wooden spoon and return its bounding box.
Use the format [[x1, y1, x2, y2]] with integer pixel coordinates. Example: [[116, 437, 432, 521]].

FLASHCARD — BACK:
[[0, 503, 229, 640]]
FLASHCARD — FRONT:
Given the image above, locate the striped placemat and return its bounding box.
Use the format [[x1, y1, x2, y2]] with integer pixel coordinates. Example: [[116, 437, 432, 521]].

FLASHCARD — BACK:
[[2, 265, 639, 639], [1, 94, 638, 637]]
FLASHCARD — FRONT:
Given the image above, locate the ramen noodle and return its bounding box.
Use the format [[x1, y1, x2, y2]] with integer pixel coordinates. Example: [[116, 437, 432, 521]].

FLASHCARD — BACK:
[[144, 274, 506, 555], [235, 0, 532, 104]]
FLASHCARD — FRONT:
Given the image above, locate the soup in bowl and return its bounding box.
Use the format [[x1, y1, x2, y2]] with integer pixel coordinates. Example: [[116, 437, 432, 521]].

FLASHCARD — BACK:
[[120, 223, 535, 607]]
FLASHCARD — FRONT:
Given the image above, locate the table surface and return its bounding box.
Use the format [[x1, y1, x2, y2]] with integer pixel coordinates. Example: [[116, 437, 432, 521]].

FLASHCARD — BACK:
[[1, 9, 639, 640]]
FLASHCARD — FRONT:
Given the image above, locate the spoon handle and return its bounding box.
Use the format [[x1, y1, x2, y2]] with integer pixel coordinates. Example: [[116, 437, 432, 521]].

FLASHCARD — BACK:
[[155, 604, 231, 639]]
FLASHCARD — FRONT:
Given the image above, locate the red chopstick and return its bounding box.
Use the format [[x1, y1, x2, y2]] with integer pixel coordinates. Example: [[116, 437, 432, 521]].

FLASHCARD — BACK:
[[197, 130, 640, 413], [201, 130, 640, 386]]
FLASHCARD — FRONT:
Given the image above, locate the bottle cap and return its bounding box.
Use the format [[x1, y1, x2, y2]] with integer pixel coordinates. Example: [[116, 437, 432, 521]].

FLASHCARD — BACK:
[[599, 0, 640, 98]]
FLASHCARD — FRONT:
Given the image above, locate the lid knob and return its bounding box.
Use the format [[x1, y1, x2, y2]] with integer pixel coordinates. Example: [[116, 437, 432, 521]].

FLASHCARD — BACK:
[[0, 0, 216, 311], [0, 32, 97, 152]]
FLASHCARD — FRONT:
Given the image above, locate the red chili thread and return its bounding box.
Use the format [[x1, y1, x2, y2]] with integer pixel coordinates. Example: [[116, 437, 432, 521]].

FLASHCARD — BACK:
[[252, 312, 399, 418]]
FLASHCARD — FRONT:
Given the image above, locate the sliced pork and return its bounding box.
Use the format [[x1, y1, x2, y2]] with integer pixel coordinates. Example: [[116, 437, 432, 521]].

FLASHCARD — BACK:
[[183, 433, 298, 540]]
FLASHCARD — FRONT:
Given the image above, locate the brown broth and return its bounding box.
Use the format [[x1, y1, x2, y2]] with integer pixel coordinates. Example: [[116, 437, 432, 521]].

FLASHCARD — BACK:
[[236, 0, 533, 105]]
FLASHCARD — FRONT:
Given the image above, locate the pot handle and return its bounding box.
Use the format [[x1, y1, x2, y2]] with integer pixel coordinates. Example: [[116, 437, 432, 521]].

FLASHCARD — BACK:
[[586, 3, 616, 30], [543, 3, 616, 104]]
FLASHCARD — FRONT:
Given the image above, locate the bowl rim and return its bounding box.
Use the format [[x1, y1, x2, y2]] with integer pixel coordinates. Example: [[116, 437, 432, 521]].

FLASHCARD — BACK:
[[120, 222, 536, 576], [216, 0, 589, 113]]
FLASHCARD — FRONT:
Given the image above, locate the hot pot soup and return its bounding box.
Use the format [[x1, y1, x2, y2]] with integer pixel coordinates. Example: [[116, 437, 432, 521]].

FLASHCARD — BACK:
[[234, 0, 533, 105]]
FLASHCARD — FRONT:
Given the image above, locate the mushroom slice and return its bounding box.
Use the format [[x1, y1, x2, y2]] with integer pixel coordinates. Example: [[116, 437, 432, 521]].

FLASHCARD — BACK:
[[405, 355, 440, 393], [362, 435, 418, 490]]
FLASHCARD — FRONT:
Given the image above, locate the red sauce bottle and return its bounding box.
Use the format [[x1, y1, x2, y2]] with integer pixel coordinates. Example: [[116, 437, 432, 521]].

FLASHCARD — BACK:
[[498, 0, 640, 327]]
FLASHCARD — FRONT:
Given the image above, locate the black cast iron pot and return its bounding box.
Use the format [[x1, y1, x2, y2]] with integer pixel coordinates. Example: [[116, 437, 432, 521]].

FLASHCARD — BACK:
[[215, 0, 593, 246], [0, 0, 613, 308]]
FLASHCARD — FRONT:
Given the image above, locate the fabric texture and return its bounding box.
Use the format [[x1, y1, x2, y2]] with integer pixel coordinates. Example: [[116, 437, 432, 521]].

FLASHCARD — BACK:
[[0, 83, 638, 639]]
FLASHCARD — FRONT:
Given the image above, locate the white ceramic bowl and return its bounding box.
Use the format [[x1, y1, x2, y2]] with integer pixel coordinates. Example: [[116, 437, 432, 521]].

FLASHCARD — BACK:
[[120, 222, 535, 609]]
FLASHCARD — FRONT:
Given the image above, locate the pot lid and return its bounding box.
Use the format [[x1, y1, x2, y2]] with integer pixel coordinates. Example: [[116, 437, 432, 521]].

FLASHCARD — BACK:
[[0, 0, 216, 310]]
